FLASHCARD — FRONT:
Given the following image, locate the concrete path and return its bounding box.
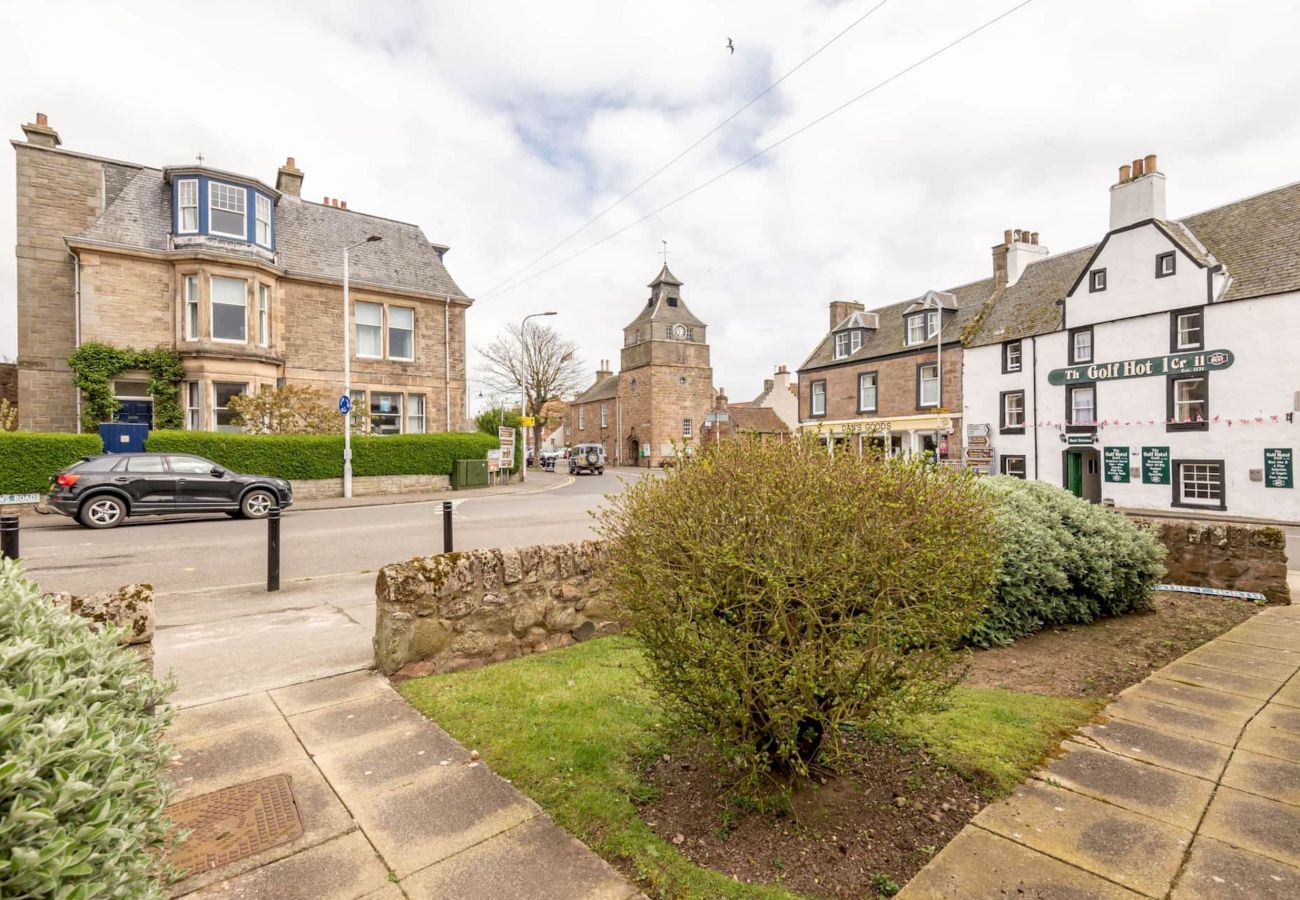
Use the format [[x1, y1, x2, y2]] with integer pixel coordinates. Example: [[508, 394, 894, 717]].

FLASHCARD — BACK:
[[166, 670, 640, 899], [902, 603, 1300, 899]]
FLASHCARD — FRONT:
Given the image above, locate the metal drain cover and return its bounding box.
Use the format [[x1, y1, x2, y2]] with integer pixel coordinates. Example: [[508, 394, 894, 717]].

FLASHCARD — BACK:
[[166, 773, 303, 873]]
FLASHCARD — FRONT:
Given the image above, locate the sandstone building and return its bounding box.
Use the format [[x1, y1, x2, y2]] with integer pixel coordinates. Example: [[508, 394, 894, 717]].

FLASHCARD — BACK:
[[12, 113, 471, 434]]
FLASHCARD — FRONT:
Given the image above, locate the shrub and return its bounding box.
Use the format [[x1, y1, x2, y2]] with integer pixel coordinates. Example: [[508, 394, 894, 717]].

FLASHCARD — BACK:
[[0, 560, 174, 898], [0, 432, 103, 494], [596, 435, 1000, 778], [144, 430, 498, 481], [967, 477, 1166, 647], [226, 385, 336, 434]]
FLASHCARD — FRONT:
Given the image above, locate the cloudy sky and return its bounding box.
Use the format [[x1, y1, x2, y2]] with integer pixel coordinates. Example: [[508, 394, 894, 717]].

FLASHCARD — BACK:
[[3, 0, 1300, 408]]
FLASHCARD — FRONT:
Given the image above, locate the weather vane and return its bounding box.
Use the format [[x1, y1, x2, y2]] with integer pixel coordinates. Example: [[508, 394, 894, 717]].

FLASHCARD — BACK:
[[195, 152, 205, 165], [661, 240, 669, 264]]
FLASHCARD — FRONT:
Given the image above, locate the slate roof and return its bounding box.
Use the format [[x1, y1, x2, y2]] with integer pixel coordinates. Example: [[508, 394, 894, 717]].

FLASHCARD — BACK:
[[75, 164, 468, 300], [624, 264, 706, 329], [964, 247, 1091, 347], [728, 405, 789, 434], [573, 374, 620, 404], [800, 278, 992, 371]]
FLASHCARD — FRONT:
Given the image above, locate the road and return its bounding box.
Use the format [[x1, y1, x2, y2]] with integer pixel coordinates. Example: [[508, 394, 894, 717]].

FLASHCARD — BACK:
[[22, 468, 651, 596]]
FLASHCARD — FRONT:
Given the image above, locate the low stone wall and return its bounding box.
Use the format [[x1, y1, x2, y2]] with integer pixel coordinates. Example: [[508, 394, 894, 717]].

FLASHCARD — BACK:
[[45, 582, 155, 667], [1134, 517, 1290, 604], [290, 473, 451, 500], [374, 541, 617, 677]]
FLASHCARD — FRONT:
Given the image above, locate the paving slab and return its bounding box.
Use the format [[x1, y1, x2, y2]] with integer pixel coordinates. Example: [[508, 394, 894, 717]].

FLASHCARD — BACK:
[[1105, 695, 1244, 747], [166, 716, 306, 802], [358, 888, 406, 900], [1186, 637, 1300, 665], [897, 827, 1144, 899], [1253, 703, 1300, 737], [1123, 676, 1264, 720], [311, 722, 470, 795], [1155, 661, 1287, 700], [973, 780, 1191, 897], [185, 832, 391, 900], [345, 762, 539, 878], [1172, 835, 1300, 899], [1200, 785, 1300, 869], [1037, 741, 1215, 830], [1238, 719, 1300, 763], [270, 669, 390, 717], [400, 817, 638, 900], [1272, 679, 1300, 710], [1180, 646, 1300, 682], [1220, 747, 1300, 808], [286, 691, 432, 752], [1080, 718, 1231, 781], [165, 694, 285, 745], [1218, 626, 1300, 654]]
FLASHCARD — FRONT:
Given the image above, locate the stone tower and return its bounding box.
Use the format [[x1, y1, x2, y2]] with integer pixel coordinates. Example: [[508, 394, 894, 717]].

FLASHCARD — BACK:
[[617, 264, 715, 465]]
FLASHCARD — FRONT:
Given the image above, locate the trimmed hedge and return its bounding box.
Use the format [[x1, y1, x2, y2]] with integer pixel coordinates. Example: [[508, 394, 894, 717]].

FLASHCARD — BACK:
[[144, 430, 498, 480], [968, 477, 1166, 647], [0, 432, 103, 494], [0, 560, 175, 897]]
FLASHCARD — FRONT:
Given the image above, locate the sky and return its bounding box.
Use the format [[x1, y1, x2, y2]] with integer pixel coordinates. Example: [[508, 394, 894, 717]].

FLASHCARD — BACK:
[[3, 0, 1300, 411]]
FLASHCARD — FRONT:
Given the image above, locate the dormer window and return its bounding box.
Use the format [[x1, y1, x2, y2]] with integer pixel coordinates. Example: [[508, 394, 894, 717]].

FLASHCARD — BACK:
[[209, 183, 247, 238], [178, 179, 199, 233], [905, 311, 938, 346], [833, 329, 863, 359], [255, 194, 272, 247]]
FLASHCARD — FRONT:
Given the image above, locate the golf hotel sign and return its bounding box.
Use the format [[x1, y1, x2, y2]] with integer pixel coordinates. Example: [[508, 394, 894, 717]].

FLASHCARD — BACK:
[[1048, 349, 1234, 385]]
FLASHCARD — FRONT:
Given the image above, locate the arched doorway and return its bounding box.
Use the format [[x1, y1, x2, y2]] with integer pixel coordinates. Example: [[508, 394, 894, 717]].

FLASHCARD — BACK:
[[627, 436, 639, 469]]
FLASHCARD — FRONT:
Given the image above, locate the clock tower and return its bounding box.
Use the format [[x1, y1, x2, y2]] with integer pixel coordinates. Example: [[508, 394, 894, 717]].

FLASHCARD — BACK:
[[617, 264, 715, 466]]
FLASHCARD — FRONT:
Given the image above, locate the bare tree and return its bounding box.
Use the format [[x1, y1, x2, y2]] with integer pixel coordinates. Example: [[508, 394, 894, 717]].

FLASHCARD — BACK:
[[478, 322, 586, 463]]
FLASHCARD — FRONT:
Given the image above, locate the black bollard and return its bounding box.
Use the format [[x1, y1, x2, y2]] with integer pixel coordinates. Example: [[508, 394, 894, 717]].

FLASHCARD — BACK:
[[0, 514, 18, 561], [267, 506, 281, 592], [442, 500, 453, 554]]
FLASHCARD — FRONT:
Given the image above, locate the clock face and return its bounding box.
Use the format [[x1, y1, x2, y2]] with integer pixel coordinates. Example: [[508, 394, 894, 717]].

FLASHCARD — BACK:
[[673, 324, 687, 339]]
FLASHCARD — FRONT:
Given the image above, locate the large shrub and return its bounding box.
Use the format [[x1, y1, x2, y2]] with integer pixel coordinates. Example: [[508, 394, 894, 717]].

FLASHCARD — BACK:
[[968, 477, 1166, 647], [597, 435, 1000, 777], [144, 431, 498, 480], [0, 560, 174, 898], [0, 432, 103, 494]]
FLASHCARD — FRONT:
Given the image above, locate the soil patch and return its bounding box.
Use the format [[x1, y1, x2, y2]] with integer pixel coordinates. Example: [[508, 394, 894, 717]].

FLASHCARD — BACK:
[[963, 590, 1262, 698], [640, 734, 983, 899]]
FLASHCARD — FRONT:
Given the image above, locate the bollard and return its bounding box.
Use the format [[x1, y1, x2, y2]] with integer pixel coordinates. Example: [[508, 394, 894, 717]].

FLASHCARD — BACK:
[[0, 514, 18, 561], [442, 500, 453, 554], [267, 506, 281, 592]]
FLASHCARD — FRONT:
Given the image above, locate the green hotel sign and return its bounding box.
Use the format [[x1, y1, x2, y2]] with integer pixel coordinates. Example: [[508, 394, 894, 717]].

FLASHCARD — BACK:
[[1048, 349, 1234, 386], [1265, 448, 1293, 489], [1104, 446, 1130, 483], [1142, 446, 1170, 485]]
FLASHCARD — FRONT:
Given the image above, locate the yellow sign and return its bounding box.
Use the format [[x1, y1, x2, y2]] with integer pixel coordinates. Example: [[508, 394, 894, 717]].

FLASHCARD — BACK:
[[520, 416, 536, 427]]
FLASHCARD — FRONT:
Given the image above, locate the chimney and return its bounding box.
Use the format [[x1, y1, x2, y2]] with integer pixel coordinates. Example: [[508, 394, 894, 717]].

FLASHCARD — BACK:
[[340, 200, 347, 210], [992, 228, 1049, 288], [828, 300, 865, 331], [763, 378, 775, 393], [21, 112, 61, 148], [276, 156, 303, 196], [772, 365, 792, 394], [1109, 153, 1165, 229], [596, 359, 613, 381], [323, 195, 331, 206], [715, 388, 728, 410]]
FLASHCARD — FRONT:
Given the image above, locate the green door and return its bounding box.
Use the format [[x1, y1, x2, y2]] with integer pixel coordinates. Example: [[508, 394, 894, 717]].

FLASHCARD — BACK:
[[1066, 451, 1083, 498]]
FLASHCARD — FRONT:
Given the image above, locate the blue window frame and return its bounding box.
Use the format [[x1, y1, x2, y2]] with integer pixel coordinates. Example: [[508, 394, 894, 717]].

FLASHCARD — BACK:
[[172, 175, 275, 249]]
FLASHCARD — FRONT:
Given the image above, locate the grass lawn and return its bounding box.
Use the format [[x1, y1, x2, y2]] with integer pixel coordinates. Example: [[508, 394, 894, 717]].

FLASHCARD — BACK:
[[398, 637, 1097, 899]]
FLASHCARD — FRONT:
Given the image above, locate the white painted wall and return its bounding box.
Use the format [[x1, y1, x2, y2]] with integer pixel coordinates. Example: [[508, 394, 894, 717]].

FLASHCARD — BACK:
[[1065, 223, 1208, 328]]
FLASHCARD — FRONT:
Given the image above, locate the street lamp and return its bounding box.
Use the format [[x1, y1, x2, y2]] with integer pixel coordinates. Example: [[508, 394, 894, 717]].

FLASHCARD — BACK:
[[519, 311, 557, 483], [343, 235, 382, 498]]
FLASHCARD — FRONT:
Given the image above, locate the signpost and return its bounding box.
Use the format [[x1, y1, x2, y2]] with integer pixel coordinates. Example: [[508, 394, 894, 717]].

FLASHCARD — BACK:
[[1265, 448, 1293, 489], [1142, 446, 1170, 485], [967, 423, 991, 438], [1048, 349, 1233, 386], [1103, 446, 1130, 483], [965, 447, 993, 460], [520, 415, 535, 428], [0, 493, 42, 506], [497, 426, 516, 471], [486, 449, 501, 473]]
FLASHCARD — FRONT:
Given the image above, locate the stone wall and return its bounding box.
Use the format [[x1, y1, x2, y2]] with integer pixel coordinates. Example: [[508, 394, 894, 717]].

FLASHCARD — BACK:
[[1134, 517, 1290, 604], [45, 582, 156, 668], [290, 473, 452, 500], [374, 541, 616, 677], [0, 362, 17, 406]]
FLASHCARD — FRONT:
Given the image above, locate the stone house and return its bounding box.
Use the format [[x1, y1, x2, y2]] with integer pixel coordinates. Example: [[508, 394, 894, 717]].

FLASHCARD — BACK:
[[730, 364, 798, 429], [13, 113, 472, 434], [701, 389, 790, 444]]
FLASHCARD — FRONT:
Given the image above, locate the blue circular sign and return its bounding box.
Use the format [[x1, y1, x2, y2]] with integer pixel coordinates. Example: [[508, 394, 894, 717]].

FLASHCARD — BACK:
[[338, 394, 351, 415]]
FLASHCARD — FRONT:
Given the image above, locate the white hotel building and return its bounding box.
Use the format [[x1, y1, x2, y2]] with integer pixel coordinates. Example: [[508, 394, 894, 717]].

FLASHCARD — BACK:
[[963, 155, 1299, 521]]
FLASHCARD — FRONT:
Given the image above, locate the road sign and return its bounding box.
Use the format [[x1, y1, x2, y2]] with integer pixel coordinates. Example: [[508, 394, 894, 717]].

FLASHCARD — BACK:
[[965, 448, 993, 460], [486, 449, 501, 473], [498, 426, 516, 461], [520, 416, 535, 427], [967, 423, 991, 438], [337, 394, 351, 415], [967, 435, 989, 447], [0, 493, 41, 505]]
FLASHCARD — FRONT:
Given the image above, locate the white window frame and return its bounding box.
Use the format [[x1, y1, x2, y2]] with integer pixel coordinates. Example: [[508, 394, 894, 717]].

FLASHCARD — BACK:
[[210, 275, 248, 344], [184, 274, 200, 340], [1000, 455, 1027, 478], [683, 418, 693, 438], [185, 381, 200, 430], [1173, 376, 1207, 424], [355, 301, 384, 359], [858, 372, 877, 413], [1004, 341, 1022, 372], [600, 403, 608, 428], [1175, 312, 1202, 350], [208, 182, 247, 239], [810, 381, 826, 417], [1003, 391, 1025, 429], [578, 406, 585, 429], [368, 391, 403, 435], [257, 284, 270, 347], [918, 363, 939, 407], [1069, 385, 1096, 426], [407, 394, 426, 434], [1176, 461, 1224, 509], [905, 311, 938, 346], [255, 193, 272, 247], [387, 305, 415, 361], [1072, 329, 1093, 364], [833, 330, 863, 360], [212, 381, 247, 433], [177, 179, 199, 233]]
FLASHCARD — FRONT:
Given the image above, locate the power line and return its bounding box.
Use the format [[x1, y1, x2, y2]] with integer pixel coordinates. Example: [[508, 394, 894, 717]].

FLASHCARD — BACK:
[[482, 0, 892, 299], [487, 0, 1039, 300]]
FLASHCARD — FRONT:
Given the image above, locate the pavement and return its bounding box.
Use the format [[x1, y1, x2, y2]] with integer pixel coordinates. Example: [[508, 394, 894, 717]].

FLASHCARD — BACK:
[[901, 603, 1300, 899]]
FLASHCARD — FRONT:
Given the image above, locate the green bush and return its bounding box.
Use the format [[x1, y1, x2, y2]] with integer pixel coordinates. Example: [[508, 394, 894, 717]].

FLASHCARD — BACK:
[[0, 560, 174, 898], [0, 432, 103, 494], [144, 431, 498, 480], [967, 477, 1166, 647], [596, 435, 1000, 778]]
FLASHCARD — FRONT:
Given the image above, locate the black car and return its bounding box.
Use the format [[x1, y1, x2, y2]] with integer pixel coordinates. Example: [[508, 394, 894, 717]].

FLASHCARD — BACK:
[[46, 453, 293, 529]]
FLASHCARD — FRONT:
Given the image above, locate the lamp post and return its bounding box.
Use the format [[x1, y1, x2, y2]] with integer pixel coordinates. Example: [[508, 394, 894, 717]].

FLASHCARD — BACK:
[[519, 311, 557, 483], [343, 235, 382, 498]]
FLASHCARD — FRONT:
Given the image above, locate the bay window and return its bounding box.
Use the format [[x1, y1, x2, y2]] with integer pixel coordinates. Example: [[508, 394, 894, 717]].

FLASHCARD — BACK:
[[407, 394, 426, 434], [255, 194, 272, 246], [184, 274, 199, 339], [213, 382, 246, 432], [258, 284, 270, 347], [211, 276, 247, 342], [209, 183, 247, 238], [185, 382, 200, 430], [178, 179, 199, 233]]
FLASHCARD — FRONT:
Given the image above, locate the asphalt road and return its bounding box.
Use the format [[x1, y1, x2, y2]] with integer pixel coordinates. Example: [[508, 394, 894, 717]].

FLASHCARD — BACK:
[[21, 468, 653, 596]]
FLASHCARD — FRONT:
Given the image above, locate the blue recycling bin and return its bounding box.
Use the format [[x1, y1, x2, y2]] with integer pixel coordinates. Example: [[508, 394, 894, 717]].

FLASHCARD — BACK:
[[99, 422, 149, 454]]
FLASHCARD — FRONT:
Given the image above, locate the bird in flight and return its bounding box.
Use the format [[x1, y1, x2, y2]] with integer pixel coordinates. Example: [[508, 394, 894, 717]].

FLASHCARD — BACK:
[[726, 37, 734, 54]]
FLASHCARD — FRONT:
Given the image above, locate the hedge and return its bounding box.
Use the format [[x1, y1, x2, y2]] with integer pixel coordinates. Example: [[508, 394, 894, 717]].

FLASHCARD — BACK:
[[144, 431, 498, 480], [0, 432, 103, 494], [0, 560, 175, 897]]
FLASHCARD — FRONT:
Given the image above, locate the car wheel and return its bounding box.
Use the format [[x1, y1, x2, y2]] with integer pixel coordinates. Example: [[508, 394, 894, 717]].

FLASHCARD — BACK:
[[225, 510, 242, 518], [79, 495, 126, 529], [597, 468, 604, 475], [241, 489, 276, 519]]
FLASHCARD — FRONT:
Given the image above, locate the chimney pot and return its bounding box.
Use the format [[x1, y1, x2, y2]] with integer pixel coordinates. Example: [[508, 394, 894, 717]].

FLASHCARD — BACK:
[[1003, 229, 1013, 245], [1144, 153, 1157, 174], [1119, 164, 1131, 183], [323, 196, 330, 205], [36, 112, 47, 126], [1132, 158, 1144, 178], [285, 156, 295, 168], [1012, 229, 1021, 242], [340, 200, 347, 209]]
